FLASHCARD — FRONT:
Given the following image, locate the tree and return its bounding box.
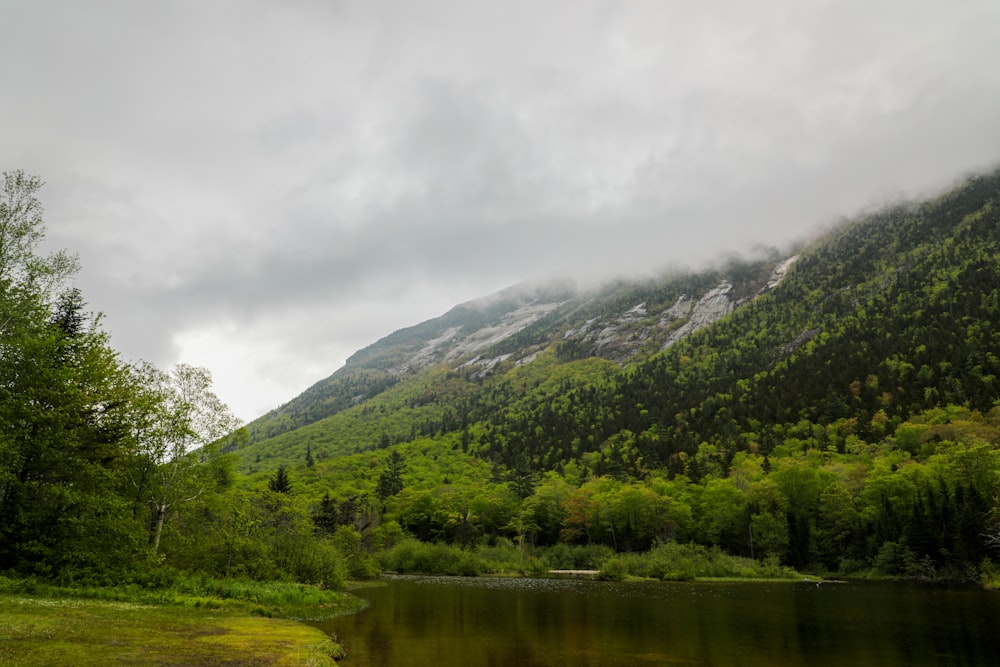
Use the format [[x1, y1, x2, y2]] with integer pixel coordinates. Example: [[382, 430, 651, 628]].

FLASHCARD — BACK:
[[132, 363, 242, 554], [376, 451, 405, 501], [694, 477, 749, 551], [0, 171, 144, 576], [608, 482, 671, 551], [268, 465, 292, 494], [313, 492, 341, 534], [750, 511, 790, 561], [0, 171, 78, 298], [389, 488, 442, 541]]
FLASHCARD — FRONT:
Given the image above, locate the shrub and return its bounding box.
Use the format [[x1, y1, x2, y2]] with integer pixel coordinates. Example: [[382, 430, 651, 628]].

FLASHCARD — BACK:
[[873, 541, 918, 576], [472, 538, 522, 573], [380, 539, 484, 576], [541, 543, 614, 570], [598, 542, 799, 580], [598, 557, 627, 581]]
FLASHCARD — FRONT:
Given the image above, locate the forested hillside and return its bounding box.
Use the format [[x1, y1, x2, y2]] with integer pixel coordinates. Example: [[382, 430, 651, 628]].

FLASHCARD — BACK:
[[240, 168, 1000, 579]]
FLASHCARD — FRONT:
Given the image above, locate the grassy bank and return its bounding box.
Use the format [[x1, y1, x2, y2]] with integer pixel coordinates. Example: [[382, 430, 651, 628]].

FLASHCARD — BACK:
[[379, 538, 615, 576], [598, 542, 800, 581], [0, 577, 365, 666], [378, 538, 803, 581]]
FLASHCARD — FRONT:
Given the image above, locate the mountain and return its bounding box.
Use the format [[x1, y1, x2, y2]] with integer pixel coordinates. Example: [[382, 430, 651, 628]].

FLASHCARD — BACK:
[[243, 168, 1000, 470], [232, 167, 1000, 574], [241, 248, 794, 453]]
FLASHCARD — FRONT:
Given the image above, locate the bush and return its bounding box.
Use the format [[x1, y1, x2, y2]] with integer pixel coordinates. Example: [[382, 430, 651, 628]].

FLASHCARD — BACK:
[[472, 538, 522, 573], [598, 542, 799, 580], [541, 543, 614, 570], [873, 541, 918, 576], [380, 539, 483, 576], [332, 526, 381, 580], [598, 557, 627, 581], [980, 558, 1000, 590]]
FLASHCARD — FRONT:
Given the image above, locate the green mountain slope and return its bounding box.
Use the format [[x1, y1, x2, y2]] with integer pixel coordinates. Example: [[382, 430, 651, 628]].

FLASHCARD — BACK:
[[243, 170, 1000, 476], [238, 253, 788, 469], [233, 167, 1000, 577], [615, 171, 1000, 461]]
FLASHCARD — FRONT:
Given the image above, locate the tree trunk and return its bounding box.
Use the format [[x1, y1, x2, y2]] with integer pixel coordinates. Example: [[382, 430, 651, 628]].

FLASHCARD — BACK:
[[150, 501, 168, 554]]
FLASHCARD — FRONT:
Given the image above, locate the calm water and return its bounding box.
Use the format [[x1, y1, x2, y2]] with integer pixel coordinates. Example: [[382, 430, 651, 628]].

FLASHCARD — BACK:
[[309, 575, 1000, 666]]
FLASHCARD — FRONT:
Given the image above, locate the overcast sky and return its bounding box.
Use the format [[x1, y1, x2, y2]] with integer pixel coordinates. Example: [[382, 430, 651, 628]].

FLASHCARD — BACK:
[[4, 0, 1000, 422]]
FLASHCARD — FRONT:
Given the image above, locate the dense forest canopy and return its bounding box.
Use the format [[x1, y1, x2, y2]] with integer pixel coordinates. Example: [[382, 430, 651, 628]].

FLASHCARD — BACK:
[[3, 166, 1000, 586]]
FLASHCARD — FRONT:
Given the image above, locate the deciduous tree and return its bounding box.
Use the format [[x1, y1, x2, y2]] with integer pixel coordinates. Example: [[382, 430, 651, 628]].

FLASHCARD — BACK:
[[132, 363, 242, 554]]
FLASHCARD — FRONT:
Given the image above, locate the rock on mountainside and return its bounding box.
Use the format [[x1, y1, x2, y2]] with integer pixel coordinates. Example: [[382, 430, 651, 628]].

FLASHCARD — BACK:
[[659, 255, 798, 349], [400, 259, 796, 374], [407, 299, 567, 373]]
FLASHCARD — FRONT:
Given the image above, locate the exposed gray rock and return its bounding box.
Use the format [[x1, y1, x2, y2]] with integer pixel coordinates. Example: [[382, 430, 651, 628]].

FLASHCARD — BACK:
[[780, 327, 820, 355], [661, 281, 736, 349], [408, 326, 463, 368], [443, 302, 564, 363], [761, 255, 798, 293], [377, 256, 798, 376]]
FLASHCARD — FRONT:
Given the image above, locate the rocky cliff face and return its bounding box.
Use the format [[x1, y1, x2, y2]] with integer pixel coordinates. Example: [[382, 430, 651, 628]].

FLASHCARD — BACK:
[[407, 300, 568, 372], [385, 255, 798, 375]]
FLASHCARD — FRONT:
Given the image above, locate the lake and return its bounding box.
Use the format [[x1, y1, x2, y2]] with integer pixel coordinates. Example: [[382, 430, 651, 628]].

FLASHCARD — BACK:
[[309, 575, 1000, 666]]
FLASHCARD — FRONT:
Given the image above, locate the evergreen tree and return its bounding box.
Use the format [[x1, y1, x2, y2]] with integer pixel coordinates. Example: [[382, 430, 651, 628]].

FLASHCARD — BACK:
[[269, 465, 292, 494], [313, 492, 339, 534], [376, 451, 404, 501], [0, 171, 145, 576]]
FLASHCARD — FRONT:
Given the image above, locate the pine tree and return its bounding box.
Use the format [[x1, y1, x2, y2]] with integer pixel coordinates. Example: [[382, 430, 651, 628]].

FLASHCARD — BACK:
[[376, 451, 404, 501], [268, 465, 292, 494], [0, 171, 143, 575]]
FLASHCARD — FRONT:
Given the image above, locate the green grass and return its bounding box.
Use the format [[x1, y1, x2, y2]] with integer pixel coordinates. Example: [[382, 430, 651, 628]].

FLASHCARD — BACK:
[[0, 595, 346, 666], [0, 575, 364, 620], [0, 576, 366, 665]]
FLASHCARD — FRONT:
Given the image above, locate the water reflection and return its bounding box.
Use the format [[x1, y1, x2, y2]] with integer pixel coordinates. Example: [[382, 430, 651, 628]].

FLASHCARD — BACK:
[[308, 576, 1000, 666]]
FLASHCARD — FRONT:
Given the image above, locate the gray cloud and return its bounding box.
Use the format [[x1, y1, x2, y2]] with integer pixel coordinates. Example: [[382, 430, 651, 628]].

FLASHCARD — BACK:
[[5, 0, 1000, 419]]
